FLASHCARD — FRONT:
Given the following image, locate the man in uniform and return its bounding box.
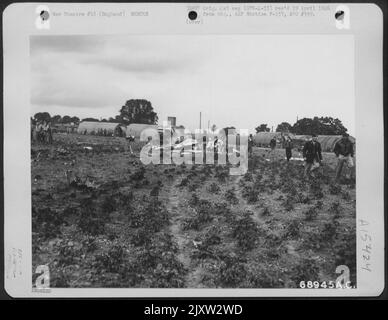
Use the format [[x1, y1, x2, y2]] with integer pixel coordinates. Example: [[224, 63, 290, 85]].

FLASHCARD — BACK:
[[333, 133, 354, 181], [302, 134, 322, 178]]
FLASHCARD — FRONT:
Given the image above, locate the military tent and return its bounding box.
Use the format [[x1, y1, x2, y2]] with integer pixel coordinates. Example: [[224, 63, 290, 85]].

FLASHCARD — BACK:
[[317, 135, 355, 152], [77, 121, 125, 136], [253, 132, 293, 147], [126, 123, 159, 139], [292, 135, 355, 152]]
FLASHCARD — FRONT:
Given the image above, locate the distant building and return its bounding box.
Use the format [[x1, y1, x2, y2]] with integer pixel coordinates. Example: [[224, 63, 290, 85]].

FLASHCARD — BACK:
[[126, 123, 159, 139], [52, 123, 78, 134], [167, 117, 177, 127], [77, 121, 125, 137]]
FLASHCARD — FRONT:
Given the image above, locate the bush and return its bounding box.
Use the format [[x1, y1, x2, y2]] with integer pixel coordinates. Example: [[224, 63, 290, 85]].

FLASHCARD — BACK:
[[77, 199, 105, 235], [242, 185, 259, 204], [131, 166, 145, 181], [150, 186, 159, 197], [56, 240, 83, 266], [49, 268, 71, 288], [101, 195, 117, 214], [309, 180, 324, 199], [217, 255, 247, 287], [131, 199, 170, 234], [329, 183, 342, 195], [321, 221, 339, 242], [261, 206, 270, 217], [304, 207, 318, 221], [130, 227, 152, 247], [232, 212, 259, 251], [94, 244, 126, 273], [224, 188, 239, 205], [290, 258, 320, 286], [246, 265, 284, 288], [32, 207, 64, 239], [183, 200, 213, 230], [333, 228, 356, 283], [330, 201, 341, 221], [282, 195, 294, 212], [212, 201, 230, 216], [207, 182, 220, 193], [203, 225, 222, 246], [284, 220, 301, 239]]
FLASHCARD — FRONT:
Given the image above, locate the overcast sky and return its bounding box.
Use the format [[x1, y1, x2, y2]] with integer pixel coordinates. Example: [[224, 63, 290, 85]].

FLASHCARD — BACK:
[[30, 34, 355, 135]]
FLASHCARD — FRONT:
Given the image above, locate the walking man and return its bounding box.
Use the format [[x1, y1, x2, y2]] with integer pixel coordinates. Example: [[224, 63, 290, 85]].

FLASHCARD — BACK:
[[302, 134, 322, 178], [333, 133, 354, 181], [126, 135, 135, 154], [311, 134, 322, 172], [269, 137, 276, 151], [284, 136, 293, 162], [248, 134, 253, 157], [46, 121, 53, 144], [267, 136, 277, 160]]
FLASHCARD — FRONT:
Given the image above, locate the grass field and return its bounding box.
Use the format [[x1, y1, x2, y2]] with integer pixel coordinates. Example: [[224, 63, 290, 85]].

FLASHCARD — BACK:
[[32, 133, 356, 288]]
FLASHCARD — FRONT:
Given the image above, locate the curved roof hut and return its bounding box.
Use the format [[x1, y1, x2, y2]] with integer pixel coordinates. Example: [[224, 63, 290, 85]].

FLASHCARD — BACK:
[[126, 123, 158, 139], [292, 135, 355, 152], [253, 132, 283, 147], [77, 121, 125, 136], [317, 135, 355, 152]]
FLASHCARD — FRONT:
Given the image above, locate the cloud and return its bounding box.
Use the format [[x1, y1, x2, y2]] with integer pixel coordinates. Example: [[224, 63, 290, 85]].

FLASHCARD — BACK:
[[30, 35, 208, 110], [30, 35, 355, 135], [30, 35, 107, 54], [83, 54, 192, 74]]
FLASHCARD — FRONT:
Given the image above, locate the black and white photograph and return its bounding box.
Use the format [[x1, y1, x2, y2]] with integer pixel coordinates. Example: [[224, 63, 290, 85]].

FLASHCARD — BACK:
[[30, 34, 357, 288], [2, 2, 384, 298]]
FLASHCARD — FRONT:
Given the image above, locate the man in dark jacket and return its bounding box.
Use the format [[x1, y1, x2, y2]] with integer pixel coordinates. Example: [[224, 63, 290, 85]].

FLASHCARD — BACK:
[[333, 133, 354, 181], [303, 134, 322, 178], [248, 134, 253, 157], [269, 137, 276, 150], [284, 136, 293, 161]]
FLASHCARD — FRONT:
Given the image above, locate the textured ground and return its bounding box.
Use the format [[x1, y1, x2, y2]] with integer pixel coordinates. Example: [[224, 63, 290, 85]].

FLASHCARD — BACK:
[[32, 133, 356, 288]]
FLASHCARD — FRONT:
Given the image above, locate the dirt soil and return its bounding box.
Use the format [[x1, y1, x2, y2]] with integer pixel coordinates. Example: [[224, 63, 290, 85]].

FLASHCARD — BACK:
[[32, 133, 356, 288]]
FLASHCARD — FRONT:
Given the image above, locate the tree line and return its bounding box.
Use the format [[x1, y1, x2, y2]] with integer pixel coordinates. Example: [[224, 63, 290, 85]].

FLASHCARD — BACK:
[[256, 117, 348, 136], [33, 100, 348, 136], [32, 99, 159, 126]]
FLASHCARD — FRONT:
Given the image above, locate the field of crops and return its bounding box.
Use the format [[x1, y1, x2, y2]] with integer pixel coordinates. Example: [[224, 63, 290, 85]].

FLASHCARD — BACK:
[[32, 133, 356, 288]]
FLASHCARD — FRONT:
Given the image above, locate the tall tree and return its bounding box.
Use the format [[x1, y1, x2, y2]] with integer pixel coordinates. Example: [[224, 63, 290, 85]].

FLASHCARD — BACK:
[[255, 124, 270, 133], [117, 99, 158, 125], [292, 117, 348, 135], [82, 117, 99, 122], [276, 122, 292, 133], [51, 115, 62, 124], [61, 115, 72, 124], [34, 112, 51, 123], [70, 116, 80, 124]]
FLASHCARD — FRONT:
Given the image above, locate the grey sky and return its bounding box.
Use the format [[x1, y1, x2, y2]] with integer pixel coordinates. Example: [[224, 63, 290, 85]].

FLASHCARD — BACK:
[[30, 34, 355, 135]]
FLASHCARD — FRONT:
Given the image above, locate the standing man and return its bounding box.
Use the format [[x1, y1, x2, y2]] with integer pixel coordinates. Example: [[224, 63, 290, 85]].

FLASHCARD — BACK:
[[284, 136, 293, 162], [267, 136, 277, 160], [248, 134, 253, 157], [126, 135, 135, 155], [47, 121, 53, 144], [269, 137, 276, 151], [311, 134, 323, 172], [36, 121, 43, 143], [214, 136, 219, 162], [333, 133, 354, 181], [302, 134, 322, 178]]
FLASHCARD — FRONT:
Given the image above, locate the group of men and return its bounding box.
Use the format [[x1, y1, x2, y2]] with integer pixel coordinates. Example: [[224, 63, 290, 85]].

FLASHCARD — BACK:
[[248, 132, 355, 182], [302, 133, 354, 181], [32, 120, 53, 144]]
